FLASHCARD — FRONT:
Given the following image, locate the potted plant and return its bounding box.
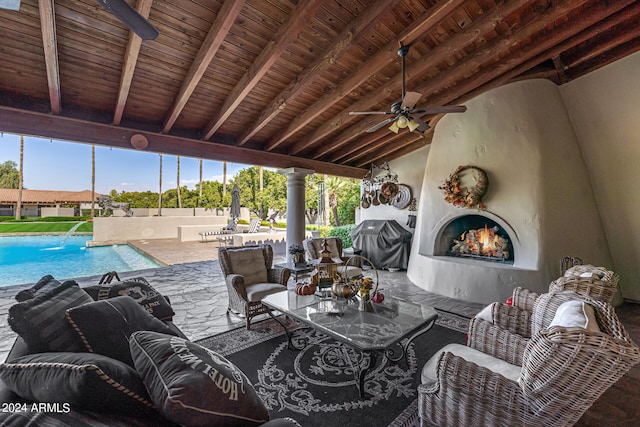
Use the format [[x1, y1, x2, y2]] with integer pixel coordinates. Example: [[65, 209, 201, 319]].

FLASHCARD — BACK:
[[288, 244, 306, 266]]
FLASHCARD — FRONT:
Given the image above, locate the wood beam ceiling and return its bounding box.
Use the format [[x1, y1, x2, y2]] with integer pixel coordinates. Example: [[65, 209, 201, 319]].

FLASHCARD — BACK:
[[37, 0, 60, 115]]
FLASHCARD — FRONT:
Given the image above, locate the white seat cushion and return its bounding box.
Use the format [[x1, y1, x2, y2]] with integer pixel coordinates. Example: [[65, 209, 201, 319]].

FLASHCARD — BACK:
[[421, 343, 521, 385], [474, 302, 496, 323], [245, 282, 285, 302]]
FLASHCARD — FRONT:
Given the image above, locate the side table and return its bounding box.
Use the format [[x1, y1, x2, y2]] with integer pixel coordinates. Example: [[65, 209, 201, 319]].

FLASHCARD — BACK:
[[275, 262, 314, 282]]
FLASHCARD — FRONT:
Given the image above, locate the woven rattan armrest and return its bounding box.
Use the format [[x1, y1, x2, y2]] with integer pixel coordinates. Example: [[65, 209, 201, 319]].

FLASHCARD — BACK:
[[267, 267, 291, 285], [467, 317, 529, 366], [226, 274, 248, 300], [491, 302, 532, 337], [512, 287, 538, 311]]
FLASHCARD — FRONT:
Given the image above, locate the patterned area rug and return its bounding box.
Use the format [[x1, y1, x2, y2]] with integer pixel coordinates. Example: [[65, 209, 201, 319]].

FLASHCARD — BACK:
[[195, 310, 468, 427]]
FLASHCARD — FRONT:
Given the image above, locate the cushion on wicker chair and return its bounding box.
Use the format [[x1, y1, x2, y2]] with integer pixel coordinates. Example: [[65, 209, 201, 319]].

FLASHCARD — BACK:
[[245, 283, 289, 302], [421, 343, 521, 385], [549, 300, 600, 332], [474, 303, 496, 323], [226, 247, 268, 285]]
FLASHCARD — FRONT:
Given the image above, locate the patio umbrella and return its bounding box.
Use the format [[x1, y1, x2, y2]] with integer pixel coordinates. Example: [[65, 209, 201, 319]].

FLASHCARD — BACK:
[[230, 184, 241, 220]]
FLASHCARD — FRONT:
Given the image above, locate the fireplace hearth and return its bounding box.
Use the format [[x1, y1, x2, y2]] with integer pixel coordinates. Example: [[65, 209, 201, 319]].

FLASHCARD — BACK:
[[435, 214, 513, 264]]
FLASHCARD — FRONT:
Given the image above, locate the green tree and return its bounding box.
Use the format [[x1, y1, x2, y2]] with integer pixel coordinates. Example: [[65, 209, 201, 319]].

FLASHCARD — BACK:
[[233, 167, 286, 219], [0, 160, 20, 188]]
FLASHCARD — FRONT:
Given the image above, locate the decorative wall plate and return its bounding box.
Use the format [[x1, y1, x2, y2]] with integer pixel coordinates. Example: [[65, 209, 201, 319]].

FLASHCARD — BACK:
[[393, 184, 412, 209], [130, 134, 149, 150]]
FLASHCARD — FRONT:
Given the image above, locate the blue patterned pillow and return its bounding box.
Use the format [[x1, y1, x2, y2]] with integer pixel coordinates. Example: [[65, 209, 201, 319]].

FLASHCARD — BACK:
[[8, 281, 93, 353]]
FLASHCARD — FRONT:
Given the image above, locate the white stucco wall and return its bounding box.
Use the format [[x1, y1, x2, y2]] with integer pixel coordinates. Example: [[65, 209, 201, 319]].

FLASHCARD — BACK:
[[357, 145, 429, 233], [406, 79, 611, 304], [560, 50, 640, 302]]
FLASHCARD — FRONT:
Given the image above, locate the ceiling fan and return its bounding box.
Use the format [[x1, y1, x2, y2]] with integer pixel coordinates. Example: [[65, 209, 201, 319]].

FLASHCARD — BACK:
[[349, 45, 466, 134], [0, 0, 158, 40], [95, 0, 159, 40]]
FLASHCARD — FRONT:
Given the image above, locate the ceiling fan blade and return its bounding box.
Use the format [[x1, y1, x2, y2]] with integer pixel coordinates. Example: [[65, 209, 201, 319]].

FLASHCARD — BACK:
[[413, 105, 467, 114], [410, 117, 430, 133], [401, 91, 422, 110], [366, 117, 397, 133], [349, 111, 393, 115], [96, 0, 159, 40], [0, 0, 20, 10]]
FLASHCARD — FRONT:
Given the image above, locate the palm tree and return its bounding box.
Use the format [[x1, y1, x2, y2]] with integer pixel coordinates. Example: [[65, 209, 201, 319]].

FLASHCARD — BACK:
[[322, 174, 330, 226], [176, 155, 182, 208], [16, 135, 24, 220], [325, 175, 346, 226], [91, 144, 95, 218], [158, 154, 163, 216], [198, 158, 203, 207], [223, 161, 227, 198]]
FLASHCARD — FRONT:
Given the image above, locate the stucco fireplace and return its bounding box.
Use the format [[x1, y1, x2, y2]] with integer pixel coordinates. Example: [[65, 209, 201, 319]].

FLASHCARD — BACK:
[[406, 80, 613, 304]]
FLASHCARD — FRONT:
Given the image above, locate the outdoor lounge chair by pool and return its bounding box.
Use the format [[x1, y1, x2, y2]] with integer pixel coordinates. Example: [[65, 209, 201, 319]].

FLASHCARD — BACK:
[[199, 218, 238, 243]]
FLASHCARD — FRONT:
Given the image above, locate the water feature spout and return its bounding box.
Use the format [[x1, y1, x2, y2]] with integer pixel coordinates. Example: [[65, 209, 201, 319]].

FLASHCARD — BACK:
[[60, 221, 87, 247]]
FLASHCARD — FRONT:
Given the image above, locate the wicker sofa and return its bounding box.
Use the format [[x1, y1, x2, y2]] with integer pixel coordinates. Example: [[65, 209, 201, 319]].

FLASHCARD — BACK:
[[418, 293, 640, 426], [0, 275, 300, 427]]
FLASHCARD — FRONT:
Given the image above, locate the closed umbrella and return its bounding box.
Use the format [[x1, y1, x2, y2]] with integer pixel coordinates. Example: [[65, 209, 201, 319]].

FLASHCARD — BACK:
[[230, 184, 241, 220]]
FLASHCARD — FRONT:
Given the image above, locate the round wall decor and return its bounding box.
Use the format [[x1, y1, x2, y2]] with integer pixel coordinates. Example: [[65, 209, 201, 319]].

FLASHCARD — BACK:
[[393, 184, 412, 209], [439, 165, 488, 209], [130, 134, 149, 150]]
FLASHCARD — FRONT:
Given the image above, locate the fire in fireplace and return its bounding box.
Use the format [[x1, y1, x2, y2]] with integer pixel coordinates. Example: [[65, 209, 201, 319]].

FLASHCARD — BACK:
[[449, 224, 511, 262]]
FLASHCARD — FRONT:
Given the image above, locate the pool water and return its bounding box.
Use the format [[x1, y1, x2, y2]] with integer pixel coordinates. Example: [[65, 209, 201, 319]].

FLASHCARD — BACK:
[[0, 235, 162, 287]]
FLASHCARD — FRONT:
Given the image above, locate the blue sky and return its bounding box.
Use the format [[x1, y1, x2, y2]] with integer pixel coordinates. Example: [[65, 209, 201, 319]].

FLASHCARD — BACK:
[[0, 133, 249, 194]]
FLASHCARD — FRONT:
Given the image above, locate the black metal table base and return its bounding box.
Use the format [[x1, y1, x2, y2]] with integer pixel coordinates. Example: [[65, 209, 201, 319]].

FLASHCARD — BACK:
[[266, 310, 437, 398]]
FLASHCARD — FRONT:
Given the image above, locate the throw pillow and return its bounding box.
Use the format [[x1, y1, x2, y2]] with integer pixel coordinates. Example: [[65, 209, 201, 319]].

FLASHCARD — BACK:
[[549, 300, 600, 332], [227, 247, 268, 285], [475, 303, 495, 323], [83, 277, 175, 321], [8, 281, 93, 353], [65, 296, 180, 367], [14, 274, 63, 302], [0, 352, 157, 417], [129, 331, 270, 427]]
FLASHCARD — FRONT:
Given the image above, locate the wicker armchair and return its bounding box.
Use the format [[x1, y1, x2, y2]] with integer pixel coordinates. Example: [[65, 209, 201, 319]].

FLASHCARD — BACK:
[[218, 244, 291, 329], [302, 237, 362, 278], [419, 297, 640, 427]]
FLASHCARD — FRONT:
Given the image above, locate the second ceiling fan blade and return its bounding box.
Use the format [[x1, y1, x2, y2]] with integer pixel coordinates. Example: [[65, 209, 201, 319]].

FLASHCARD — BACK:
[[349, 111, 393, 115], [401, 91, 422, 110], [414, 105, 467, 114], [96, 0, 159, 40], [366, 117, 397, 133]]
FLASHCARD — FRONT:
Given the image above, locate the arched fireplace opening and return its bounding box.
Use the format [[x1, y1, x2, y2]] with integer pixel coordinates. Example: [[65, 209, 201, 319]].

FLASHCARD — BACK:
[[435, 214, 514, 264]]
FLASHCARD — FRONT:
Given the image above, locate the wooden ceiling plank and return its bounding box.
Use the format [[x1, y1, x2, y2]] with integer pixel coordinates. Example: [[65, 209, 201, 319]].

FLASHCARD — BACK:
[[0, 105, 366, 179], [316, 0, 605, 162], [201, 0, 325, 141], [235, 0, 396, 147], [452, 0, 638, 106], [113, 0, 154, 126], [294, 0, 534, 157], [265, 0, 468, 152], [160, 0, 245, 133], [566, 36, 640, 81], [37, 0, 61, 115], [337, 131, 409, 164]]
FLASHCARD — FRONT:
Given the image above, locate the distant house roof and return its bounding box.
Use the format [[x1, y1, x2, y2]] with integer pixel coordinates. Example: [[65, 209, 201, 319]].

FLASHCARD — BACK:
[[0, 189, 100, 204]]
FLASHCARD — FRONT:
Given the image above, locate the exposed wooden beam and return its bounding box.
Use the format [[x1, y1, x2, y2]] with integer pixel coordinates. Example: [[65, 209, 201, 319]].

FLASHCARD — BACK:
[[201, 0, 324, 141], [265, 0, 468, 152], [293, 0, 534, 157], [113, 0, 154, 126], [552, 55, 569, 84], [161, 0, 245, 133], [37, 0, 61, 115], [355, 132, 428, 168], [564, 18, 640, 70], [235, 0, 396, 147], [451, 0, 637, 106], [328, 130, 399, 163], [338, 131, 410, 164], [566, 36, 640, 81], [0, 106, 367, 179]]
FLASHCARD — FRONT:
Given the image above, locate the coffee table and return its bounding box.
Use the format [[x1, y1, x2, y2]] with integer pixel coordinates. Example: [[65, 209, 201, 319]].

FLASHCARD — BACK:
[[261, 290, 438, 397]]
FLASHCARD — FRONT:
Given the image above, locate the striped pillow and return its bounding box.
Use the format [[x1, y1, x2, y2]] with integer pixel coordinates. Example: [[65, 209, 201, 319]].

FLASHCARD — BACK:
[[0, 352, 157, 416], [8, 281, 93, 353]]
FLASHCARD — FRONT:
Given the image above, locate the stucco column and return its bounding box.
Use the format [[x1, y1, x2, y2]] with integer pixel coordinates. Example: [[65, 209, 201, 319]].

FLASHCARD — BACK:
[[279, 167, 314, 263]]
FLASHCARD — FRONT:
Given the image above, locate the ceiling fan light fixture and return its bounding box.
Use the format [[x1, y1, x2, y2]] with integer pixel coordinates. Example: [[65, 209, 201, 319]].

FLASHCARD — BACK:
[[408, 119, 420, 132], [396, 115, 409, 129], [389, 121, 400, 134]]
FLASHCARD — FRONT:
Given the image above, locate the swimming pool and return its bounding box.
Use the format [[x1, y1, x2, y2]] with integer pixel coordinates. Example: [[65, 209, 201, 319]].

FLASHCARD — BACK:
[[0, 235, 162, 287]]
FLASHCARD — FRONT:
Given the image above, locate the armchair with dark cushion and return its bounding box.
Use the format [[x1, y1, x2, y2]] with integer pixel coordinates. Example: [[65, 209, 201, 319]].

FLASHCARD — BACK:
[[218, 244, 291, 329]]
